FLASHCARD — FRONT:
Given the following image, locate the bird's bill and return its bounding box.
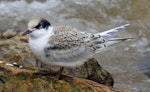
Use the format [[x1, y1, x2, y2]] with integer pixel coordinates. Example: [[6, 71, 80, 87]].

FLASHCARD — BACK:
[[22, 30, 32, 35]]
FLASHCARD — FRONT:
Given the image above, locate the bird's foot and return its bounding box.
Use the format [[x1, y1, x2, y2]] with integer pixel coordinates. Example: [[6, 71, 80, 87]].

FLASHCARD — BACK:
[[53, 67, 64, 80], [35, 67, 64, 80]]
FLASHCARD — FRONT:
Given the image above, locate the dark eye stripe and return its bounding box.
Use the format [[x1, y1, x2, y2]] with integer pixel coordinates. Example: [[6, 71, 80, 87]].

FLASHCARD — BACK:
[[35, 23, 42, 29], [35, 19, 51, 29]]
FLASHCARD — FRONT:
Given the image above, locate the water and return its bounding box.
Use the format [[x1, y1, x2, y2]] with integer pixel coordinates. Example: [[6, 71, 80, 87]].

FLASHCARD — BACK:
[[0, 0, 150, 91]]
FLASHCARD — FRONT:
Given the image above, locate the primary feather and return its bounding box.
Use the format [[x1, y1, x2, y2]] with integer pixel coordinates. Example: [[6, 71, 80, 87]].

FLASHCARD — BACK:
[[100, 24, 130, 39]]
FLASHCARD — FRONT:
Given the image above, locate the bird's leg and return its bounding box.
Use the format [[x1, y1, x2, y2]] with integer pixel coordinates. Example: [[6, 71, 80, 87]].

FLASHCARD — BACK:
[[84, 62, 90, 77], [34, 59, 56, 76], [55, 67, 64, 79], [35, 59, 64, 79]]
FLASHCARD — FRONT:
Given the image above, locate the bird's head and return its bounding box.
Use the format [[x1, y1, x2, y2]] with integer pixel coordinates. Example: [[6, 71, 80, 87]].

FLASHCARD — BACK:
[[22, 18, 51, 38]]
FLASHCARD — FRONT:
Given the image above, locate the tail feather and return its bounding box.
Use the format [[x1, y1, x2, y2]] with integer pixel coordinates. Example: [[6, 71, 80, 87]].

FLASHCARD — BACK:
[[95, 38, 134, 53], [91, 24, 133, 53], [106, 38, 135, 46], [99, 24, 130, 39]]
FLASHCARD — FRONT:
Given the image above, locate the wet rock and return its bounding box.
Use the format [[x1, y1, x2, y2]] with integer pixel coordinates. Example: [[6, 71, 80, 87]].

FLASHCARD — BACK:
[[2, 29, 19, 39], [65, 58, 114, 86], [86, 59, 114, 86], [0, 29, 36, 66]]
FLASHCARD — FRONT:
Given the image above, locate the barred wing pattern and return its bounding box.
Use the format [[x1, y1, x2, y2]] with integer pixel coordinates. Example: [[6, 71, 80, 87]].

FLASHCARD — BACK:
[[44, 26, 104, 64]]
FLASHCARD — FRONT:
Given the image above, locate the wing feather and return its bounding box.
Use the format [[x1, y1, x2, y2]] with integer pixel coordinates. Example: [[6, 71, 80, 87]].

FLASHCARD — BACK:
[[44, 26, 94, 63]]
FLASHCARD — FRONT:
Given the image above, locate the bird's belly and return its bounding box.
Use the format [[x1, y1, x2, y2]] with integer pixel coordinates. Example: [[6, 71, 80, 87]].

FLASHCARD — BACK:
[[45, 58, 86, 67], [29, 42, 86, 67], [29, 38, 87, 67]]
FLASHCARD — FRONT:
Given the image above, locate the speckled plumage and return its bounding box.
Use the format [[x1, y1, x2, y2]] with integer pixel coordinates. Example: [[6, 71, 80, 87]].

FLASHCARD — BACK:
[[44, 26, 98, 66], [23, 18, 131, 67]]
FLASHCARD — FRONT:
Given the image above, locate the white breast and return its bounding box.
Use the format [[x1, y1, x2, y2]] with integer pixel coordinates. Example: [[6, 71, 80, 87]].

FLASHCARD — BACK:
[[29, 36, 46, 56], [28, 27, 53, 64]]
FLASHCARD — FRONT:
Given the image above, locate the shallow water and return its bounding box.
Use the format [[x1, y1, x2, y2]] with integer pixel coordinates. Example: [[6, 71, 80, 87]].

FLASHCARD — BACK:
[[0, 0, 150, 91]]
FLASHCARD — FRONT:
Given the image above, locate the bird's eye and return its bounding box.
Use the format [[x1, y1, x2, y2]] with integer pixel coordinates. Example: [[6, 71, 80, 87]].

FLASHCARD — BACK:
[[35, 22, 43, 29], [34, 19, 51, 29]]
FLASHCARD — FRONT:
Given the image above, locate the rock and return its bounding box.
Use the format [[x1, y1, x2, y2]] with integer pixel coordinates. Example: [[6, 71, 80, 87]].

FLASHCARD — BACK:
[[2, 29, 19, 39], [85, 59, 114, 86], [0, 30, 36, 66], [64, 58, 114, 86], [0, 62, 130, 92]]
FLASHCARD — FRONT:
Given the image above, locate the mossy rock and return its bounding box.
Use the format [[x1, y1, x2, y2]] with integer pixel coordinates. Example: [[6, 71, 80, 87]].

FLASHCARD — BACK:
[[0, 64, 130, 92]]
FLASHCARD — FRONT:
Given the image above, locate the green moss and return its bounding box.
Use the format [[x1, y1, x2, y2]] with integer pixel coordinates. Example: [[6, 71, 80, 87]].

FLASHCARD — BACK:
[[3, 76, 54, 92], [27, 78, 55, 92], [2, 75, 89, 92], [5, 76, 29, 92], [53, 80, 73, 92]]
